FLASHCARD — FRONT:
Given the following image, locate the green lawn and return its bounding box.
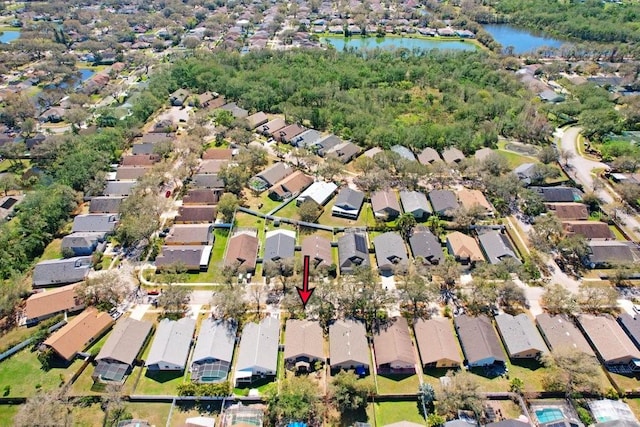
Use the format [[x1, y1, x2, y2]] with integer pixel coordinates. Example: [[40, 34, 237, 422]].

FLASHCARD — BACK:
[[235, 212, 263, 228], [274, 199, 299, 220], [134, 369, 185, 395], [40, 238, 62, 261], [372, 401, 425, 426], [69, 332, 113, 396], [317, 199, 367, 228], [608, 371, 640, 393], [0, 159, 29, 174], [124, 402, 172, 426], [258, 194, 282, 214], [0, 405, 19, 427], [497, 149, 537, 169], [376, 374, 420, 395], [609, 224, 626, 240], [184, 229, 229, 283]]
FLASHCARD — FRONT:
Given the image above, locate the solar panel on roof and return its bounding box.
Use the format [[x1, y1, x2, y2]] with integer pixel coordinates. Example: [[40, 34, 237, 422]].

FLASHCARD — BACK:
[[0, 198, 17, 210], [354, 234, 367, 253]]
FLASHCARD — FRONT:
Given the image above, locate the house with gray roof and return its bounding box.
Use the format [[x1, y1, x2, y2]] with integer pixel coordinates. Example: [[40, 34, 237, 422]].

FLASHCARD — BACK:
[[513, 163, 538, 186], [586, 241, 640, 268], [93, 318, 153, 383], [428, 189, 459, 216], [284, 320, 325, 372], [61, 232, 107, 256], [618, 314, 640, 350], [72, 214, 118, 233], [391, 145, 416, 162], [332, 188, 364, 219], [315, 135, 343, 156], [373, 232, 408, 274], [246, 112, 268, 129], [373, 317, 416, 374], [409, 226, 444, 265], [454, 315, 506, 369], [33, 257, 92, 287], [291, 129, 322, 148], [155, 245, 213, 271], [371, 190, 401, 221], [338, 231, 370, 274], [495, 313, 548, 359], [478, 230, 521, 265], [131, 143, 155, 155], [234, 317, 280, 386], [531, 186, 581, 203], [441, 147, 465, 164], [104, 180, 137, 196], [191, 319, 237, 383], [474, 147, 494, 161], [146, 318, 196, 371], [329, 319, 370, 375], [400, 191, 431, 219], [220, 102, 249, 119], [251, 162, 293, 192], [263, 229, 296, 262], [89, 196, 124, 213], [536, 314, 596, 357], [326, 141, 361, 164], [417, 147, 441, 165], [192, 174, 224, 189]]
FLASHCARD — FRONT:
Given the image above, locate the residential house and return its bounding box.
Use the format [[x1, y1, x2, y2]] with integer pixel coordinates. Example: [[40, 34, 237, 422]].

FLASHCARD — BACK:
[[44, 308, 114, 362], [165, 224, 213, 246], [220, 102, 248, 119], [546, 203, 589, 221], [363, 147, 383, 158], [301, 235, 332, 269], [338, 231, 370, 274], [61, 232, 106, 256], [260, 118, 286, 137], [495, 313, 548, 359], [115, 166, 149, 181], [175, 206, 217, 223], [38, 107, 66, 123], [276, 124, 306, 143], [146, 318, 196, 371], [103, 180, 137, 197], [121, 154, 159, 167], [371, 190, 401, 221], [329, 319, 370, 375], [531, 186, 581, 203], [586, 241, 640, 268], [326, 141, 361, 164], [446, 232, 484, 265], [315, 135, 343, 156], [291, 129, 322, 148], [457, 189, 493, 216], [399, 191, 431, 220], [251, 163, 293, 192], [618, 314, 640, 351], [192, 174, 224, 189], [155, 245, 213, 271], [474, 147, 494, 161], [198, 160, 227, 174], [332, 188, 365, 219], [170, 89, 190, 106], [284, 320, 325, 372], [224, 231, 259, 273], [246, 112, 268, 129], [136, 133, 173, 145], [93, 318, 153, 383], [562, 221, 614, 240], [33, 257, 92, 287], [234, 317, 280, 386], [182, 189, 220, 205], [191, 319, 237, 383], [414, 318, 462, 369], [373, 232, 408, 274], [513, 163, 538, 186], [202, 148, 233, 161], [454, 315, 506, 368], [194, 91, 221, 109], [428, 190, 459, 216], [296, 181, 337, 206], [409, 226, 444, 265], [577, 314, 640, 371], [131, 143, 155, 155], [373, 317, 416, 374], [23, 284, 84, 326], [72, 214, 118, 233], [391, 145, 416, 162], [417, 147, 441, 165], [263, 229, 296, 262], [539, 89, 565, 103], [478, 230, 521, 265], [441, 147, 465, 165], [268, 170, 314, 201], [535, 313, 596, 357]]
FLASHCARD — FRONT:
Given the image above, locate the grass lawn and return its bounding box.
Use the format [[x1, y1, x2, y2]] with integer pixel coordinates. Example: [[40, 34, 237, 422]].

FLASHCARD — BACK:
[[608, 372, 640, 393], [257, 194, 282, 214], [69, 333, 113, 396], [376, 374, 420, 395], [318, 199, 366, 228], [0, 159, 29, 174], [235, 212, 263, 228], [372, 401, 425, 426], [40, 238, 62, 261], [124, 402, 172, 426], [184, 229, 229, 283], [0, 405, 19, 427], [134, 369, 185, 395], [274, 199, 299, 220], [72, 403, 105, 427], [170, 401, 222, 426], [497, 149, 537, 169], [609, 224, 627, 240]]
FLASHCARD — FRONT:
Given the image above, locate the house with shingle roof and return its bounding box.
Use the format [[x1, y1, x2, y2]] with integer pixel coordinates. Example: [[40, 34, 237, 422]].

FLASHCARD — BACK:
[[536, 313, 596, 357], [191, 319, 237, 383], [618, 314, 640, 351], [284, 320, 325, 372], [409, 226, 444, 265], [458, 188, 493, 216], [513, 163, 539, 186], [371, 190, 401, 220], [562, 221, 614, 240], [72, 214, 118, 233], [586, 241, 640, 268], [332, 188, 365, 219], [296, 181, 337, 206], [441, 147, 465, 164], [225, 231, 259, 273], [192, 174, 224, 189], [155, 245, 212, 271], [315, 135, 343, 156], [89, 196, 124, 213], [202, 148, 233, 161], [182, 189, 220, 205], [373, 232, 408, 273], [417, 147, 441, 165], [260, 118, 286, 137], [326, 141, 361, 164], [391, 145, 416, 162], [478, 230, 520, 265], [131, 143, 156, 155], [246, 112, 268, 129], [373, 317, 415, 374], [121, 154, 160, 167], [329, 319, 370, 375], [61, 232, 107, 256], [24, 284, 84, 326], [474, 147, 494, 161], [301, 235, 332, 268], [104, 180, 137, 197], [446, 232, 484, 265], [531, 186, 581, 203], [338, 231, 370, 274], [234, 317, 280, 386], [454, 315, 506, 368], [33, 257, 92, 287], [546, 203, 589, 220], [414, 318, 462, 369], [115, 166, 149, 180], [578, 314, 640, 371], [268, 170, 313, 201], [495, 313, 548, 359], [428, 189, 459, 216], [175, 206, 217, 223], [146, 317, 196, 371], [165, 224, 213, 246], [198, 160, 227, 174], [251, 162, 293, 192], [291, 129, 322, 148], [220, 102, 248, 119], [400, 191, 431, 219], [263, 229, 296, 262], [276, 124, 306, 143]]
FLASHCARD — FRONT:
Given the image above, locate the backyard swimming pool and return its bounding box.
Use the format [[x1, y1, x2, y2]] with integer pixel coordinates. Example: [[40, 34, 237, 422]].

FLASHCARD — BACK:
[[535, 408, 565, 424]]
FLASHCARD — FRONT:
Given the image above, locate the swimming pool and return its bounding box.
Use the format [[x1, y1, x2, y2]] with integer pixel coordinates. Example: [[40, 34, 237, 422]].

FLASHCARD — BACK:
[[536, 408, 565, 423]]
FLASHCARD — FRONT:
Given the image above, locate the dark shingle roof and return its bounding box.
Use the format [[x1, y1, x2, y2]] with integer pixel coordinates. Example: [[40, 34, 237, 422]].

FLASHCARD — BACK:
[[89, 197, 124, 213], [373, 232, 408, 270], [428, 189, 459, 214], [478, 230, 520, 265], [409, 226, 444, 264], [454, 315, 506, 366], [263, 230, 296, 261], [338, 231, 370, 272]]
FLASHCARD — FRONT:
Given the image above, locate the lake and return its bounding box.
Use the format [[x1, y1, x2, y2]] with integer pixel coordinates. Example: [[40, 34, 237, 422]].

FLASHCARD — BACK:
[[0, 30, 20, 44], [321, 36, 477, 52], [483, 24, 564, 54]]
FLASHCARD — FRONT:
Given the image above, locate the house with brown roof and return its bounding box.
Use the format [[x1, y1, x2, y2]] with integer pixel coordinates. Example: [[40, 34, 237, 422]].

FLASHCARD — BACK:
[[284, 320, 325, 372], [44, 308, 114, 362], [442, 147, 465, 164], [182, 189, 221, 205], [446, 232, 484, 265], [536, 314, 595, 357], [260, 118, 286, 137], [156, 245, 213, 271], [121, 154, 160, 167], [417, 147, 441, 165], [371, 190, 401, 221], [458, 188, 493, 216], [268, 170, 314, 201], [329, 319, 370, 375], [373, 317, 416, 374], [578, 314, 640, 371], [24, 284, 84, 326], [198, 160, 227, 174], [276, 124, 306, 143], [246, 112, 268, 129], [301, 235, 332, 268], [251, 162, 293, 192], [224, 231, 259, 273], [202, 148, 233, 161], [546, 203, 589, 220], [454, 315, 506, 369], [414, 318, 462, 369], [165, 224, 213, 246], [562, 221, 614, 240], [175, 206, 217, 223], [115, 166, 150, 181]]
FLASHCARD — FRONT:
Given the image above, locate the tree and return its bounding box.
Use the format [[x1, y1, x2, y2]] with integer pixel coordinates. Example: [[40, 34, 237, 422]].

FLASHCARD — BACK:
[[267, 376, 321, 426], [218, 193, 239, 223], [298, 199, 321, 223], [215, 109, 234, 127], [481, 152, 510, 176], [397, 213, 417, 241], [558, 148, 574, 167], [418, 383, 436, 416], [158, 284, 190, 316], [264, 257, 296, 292], [498, 280, 527, 314], [618, 182, 640, 207], [436, 370, 483, 419], [466, 280, 499, 315], [117, 190, 165, 247], [77, 271, 128, 311], [330, 371, 373, 413], [14, 390, 73, 427], [529, 214, 563, 253], [212, 285, 246, 321], [308, 281, 338, 331], [339, 266, 392, 331], [398, 274, 436, 319], [102, 383, 129, 427], [538, 145, 559, 164], [0, 174, 19, 196], [578, 283, 618, 314], [219, 164, 250, 195], [541, 348, 603, 395], [520, 189, 546, 217], [19, 117, 37, 138], [541, 283, 577, 315]]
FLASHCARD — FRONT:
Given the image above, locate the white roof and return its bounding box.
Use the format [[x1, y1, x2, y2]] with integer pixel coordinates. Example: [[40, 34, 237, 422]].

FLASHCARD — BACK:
[[296, 181, 338, 205], [146, 317, 196, 369]]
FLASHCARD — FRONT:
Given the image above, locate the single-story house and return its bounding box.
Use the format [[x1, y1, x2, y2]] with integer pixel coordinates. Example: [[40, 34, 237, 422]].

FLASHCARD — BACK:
[[454, 315, 506, 368], [263, 229, 296, 262], [165, 224, 213, 246], [103, 180, 137, 197], [495, 313, 548, 359], [170, 88, 190, 106], [478, 230, 521, 265], [618, 314, 640, 351], [195, 91, 221, 109], [446, 232, 484, 265], [131, 143, 155, 155], [284, 320, 325, 372], [291, 129, 322, 148], [332, 188, 365, 219], [33, 256, 92, 287], [539, 89, 565, 103], [155, 245, 212, 271], [577, 314, 640, 371], [39, 106, 66, 123], [251, 162, 293, 192], [562, 221, 614, 240], [371, 190, 401, 221], [198, 160, 227, 174], [441, 147, 465, 164], [72, 214, 118, 233], [373, 317, 416, 374], [513, 163, 538, 186], [44, 308, 114, 362], [457, 189, 493, 216], [61, 232, 107, 256], [474, 147, 494, 161], [260, 118, 286, 137], [409, 226, 444, 265], [121, 154, 159, 167], [224, 231, 259, 273], [115, 166, 149, 181], [175, 206, 217, 223], [234, 317, 280, 386], [417, 147, 441, 165], [531, 186, 581, 203], [192, 174, 224, 189], [414, 318, 462, 369], [182, 189, 221, 205], [146, 317, 196, 371], [220, 102, 249, 119], [373, 232, 408, 273], [315, 135, 343, 156], [301, 235, 333, 269], [390, 145, 416, 162], [428, 190, 459, 216], [296, 181, 337, 206], [535, 313, 596, 357], [329, 319, 370, 375], [24, 284, 84, 326], [363, 147, 383, 158], [546, 203, 589, 221], [268, 170, 314, 201], [246, 112, 268, 129], [93, 317, 153, 383], [338, 231, 370, 274], [191, 319, 237, 383], [89, 196, 124, 214], [586, 241, 640, 268], [325, 141, 361, 164], [202, 148, 233, 161], [399, 191, 432, 219], [276, 123, 306, 143]]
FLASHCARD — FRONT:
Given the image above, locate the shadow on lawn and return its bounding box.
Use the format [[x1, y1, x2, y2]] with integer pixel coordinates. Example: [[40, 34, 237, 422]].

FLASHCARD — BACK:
[[144, 370, 183, 384]]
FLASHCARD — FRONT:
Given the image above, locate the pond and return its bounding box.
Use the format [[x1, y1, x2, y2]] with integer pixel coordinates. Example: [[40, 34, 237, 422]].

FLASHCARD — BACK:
[[0, 30, 20, 44], [483, 24, 564, 54], [321, 36, 477, 52]]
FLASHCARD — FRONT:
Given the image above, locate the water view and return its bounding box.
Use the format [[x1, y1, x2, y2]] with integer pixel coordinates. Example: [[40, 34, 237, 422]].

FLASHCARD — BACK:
[[322, 36, 477, 52], [0, 30, 20, 44], [483, 24, 564, 54]]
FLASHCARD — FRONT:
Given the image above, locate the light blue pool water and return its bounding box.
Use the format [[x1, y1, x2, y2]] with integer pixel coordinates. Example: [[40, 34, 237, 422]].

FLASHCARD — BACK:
[[535, 408, 564, 424]]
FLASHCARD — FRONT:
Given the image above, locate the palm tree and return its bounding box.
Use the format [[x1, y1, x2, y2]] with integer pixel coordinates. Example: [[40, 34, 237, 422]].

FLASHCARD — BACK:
[[397, 213, 417, 241]]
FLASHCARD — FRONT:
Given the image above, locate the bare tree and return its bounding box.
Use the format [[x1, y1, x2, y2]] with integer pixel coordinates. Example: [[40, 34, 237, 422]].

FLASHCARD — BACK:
[[15, 390, 73, 427], [77, 270, 128, 311]]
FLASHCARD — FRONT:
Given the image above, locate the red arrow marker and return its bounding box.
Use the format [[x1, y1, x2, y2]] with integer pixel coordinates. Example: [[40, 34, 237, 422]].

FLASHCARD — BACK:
[[296, 255, 315, 309]]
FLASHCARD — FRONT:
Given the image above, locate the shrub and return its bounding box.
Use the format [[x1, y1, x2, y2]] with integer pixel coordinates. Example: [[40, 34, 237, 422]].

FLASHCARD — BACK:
[[576, 407, 593, 425]]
